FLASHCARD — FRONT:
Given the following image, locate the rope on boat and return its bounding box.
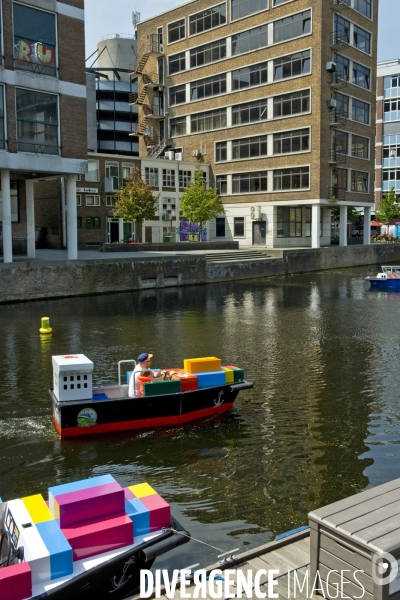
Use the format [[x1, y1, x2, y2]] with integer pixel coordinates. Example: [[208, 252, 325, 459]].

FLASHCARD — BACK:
[[109, 555, 135, 592], [163, 528, 239, 562]]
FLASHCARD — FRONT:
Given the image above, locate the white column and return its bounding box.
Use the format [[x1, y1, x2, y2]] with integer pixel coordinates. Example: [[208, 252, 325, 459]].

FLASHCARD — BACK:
[[311, 204, 321, 248], [1, 169, 12, 263], [118, 218, 124, 242], [363, 205, 371, 245], [26, 179, 36, 259], [66, 174, 78, 260], [339, 205, 347, 247]]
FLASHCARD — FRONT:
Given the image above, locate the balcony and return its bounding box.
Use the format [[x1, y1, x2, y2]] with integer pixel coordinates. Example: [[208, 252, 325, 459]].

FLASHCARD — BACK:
[[330, 32, 350, 48], [104, 176, 119, 193], [328, 149, 347, 164], [142, 72, 164, 89], [330, 72, 348, 89], [328, 187, 346, 201], [148, 103, 166, 119], [331, 0, 351, 10], [128, 35, 164, 75], [329, 109, 348, 127]]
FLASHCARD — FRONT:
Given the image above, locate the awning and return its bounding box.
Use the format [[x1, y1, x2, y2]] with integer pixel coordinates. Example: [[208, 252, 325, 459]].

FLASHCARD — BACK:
[[370, 220, 383, 226]]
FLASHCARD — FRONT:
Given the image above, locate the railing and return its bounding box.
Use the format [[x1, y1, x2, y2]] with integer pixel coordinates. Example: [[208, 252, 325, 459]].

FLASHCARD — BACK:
[[142, 72, 164, 87], [327, 187, 345, 201], [17, 142, 60, 155], [0, 238, 27, 256], [331, 0, 351, 8], [329, 109, 348, 126], [330, 31, 350, 46], [329, 149, 347, 163], [330, 72, 348, 87]]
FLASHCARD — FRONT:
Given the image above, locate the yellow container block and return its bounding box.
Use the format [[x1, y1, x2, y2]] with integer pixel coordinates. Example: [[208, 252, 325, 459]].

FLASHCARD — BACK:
[[22, 494, 54, 524], [183, 357, 222, 374], [222, 367, 235, 384], [128, 482, 157, 498]]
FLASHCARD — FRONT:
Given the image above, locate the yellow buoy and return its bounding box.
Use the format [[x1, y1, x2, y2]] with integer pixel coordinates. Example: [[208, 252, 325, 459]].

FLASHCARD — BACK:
[[39, 316, 52, 335]]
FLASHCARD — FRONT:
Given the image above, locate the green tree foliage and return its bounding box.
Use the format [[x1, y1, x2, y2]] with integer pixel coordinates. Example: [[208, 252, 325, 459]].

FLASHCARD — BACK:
[[180, 166, 225, 240], [375, 188, 400, 223], [331, 207, 361, 222], [114, 168, 159, 241]]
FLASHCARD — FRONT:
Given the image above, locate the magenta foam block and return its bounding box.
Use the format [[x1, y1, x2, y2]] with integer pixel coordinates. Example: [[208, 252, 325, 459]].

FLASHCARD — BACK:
[[139, 494, 171, 532], [124, 487, 135, 501], [62, 514, 134, 560], [54, 482, 124, 527], [0, 562, 32, 600]]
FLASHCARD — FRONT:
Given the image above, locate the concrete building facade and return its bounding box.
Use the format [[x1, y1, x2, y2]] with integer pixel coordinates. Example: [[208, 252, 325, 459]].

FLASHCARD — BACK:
[[134, 0, 377, 247]]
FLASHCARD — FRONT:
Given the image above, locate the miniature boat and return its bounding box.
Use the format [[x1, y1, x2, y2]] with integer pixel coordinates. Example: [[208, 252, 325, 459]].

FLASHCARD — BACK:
[[0, 475, 189, 600], [366, 265, 400, 289], [50, 355, 254, 438]]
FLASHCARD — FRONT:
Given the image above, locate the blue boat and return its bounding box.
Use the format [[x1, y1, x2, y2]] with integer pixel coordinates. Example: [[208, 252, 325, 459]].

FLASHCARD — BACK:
[[366, 265, 400, 289]]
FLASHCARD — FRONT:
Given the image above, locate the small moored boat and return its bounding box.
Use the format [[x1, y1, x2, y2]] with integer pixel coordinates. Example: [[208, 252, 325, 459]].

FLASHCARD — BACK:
[[0, 475, 189, 600], [366, 265, 400, 289], [50, 355, 253, 438]]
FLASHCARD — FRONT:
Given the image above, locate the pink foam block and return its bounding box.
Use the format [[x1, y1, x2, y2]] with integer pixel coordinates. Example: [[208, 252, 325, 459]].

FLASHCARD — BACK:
[[54, 482, 124, 527], [139, 494, 171, 532], [62, 514, 134, 560], [0, 562, 32, 600], [124, 487, 135, 500]]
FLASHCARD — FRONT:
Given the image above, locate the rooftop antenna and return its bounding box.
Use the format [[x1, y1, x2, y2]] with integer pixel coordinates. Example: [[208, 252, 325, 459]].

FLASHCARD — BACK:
[[132, 11, 140, 39]]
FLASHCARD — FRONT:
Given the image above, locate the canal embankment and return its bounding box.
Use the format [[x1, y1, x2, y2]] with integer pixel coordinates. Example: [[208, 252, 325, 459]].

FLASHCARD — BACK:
[[0, 243, 399, 304]]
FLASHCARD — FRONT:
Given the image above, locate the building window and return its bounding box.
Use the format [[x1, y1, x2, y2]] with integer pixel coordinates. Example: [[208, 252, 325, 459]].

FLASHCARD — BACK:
[[86, 160, 99, 182], [216, 175, 227, 194], [273, 50, 311, 81], [277, 207, 302, 237], [333, 130, 348, 154], [189, 3, 227, 36], [216, 217, 226, 237], [16, 88, 59, 154], [352, 61, 370, 89], [216, 142, 227, 162], [334, 15, 350, 44], [145, 167, 159, 186], [333, 92, 349, 118], [232, 62, 268, 90], [168, 51, 186, 75], [273, 89, 310, 118], [232, 136, 268, 159], [273, 128, 309, 154], [354, 0, 371, 18], [179, 170, 192, 187], [234, 217, 245, 237], [232, 172, 268, 193], [169, 85, 186, 106], [106, 163, 119, 178], [351, 170, 368, 192], [168, 18, 185, 43], [231, 0, 268, 20], [231, 25, 268, 56], [334, 53, 350, 81], [76, 194, 81, 206], [163, 169, 175, 187], [122, 164, 135, 181], [383, 143, 400, 159], [13, 3, 57, 77], [190, 74, 227, 100], [351, 135, 369, 159], [273, 167, 309, 191], [353, 24, 371, 54], [273, 0, 290, 4], [170, 116, 187, 137], [86, 195, 100, 206], [273, 10, 311, 44], [191, 109, 227, 133], [106, 195, 116, 206], [77, 216, 82, 229], [232, 99, 268, 125], [86, 217, 101, 229], [332, 167, 348, 191], [384, 99, 400, 113], [352, 98, 370, 124], [0, 86, 5, 149], [190, 39, 226, 68]]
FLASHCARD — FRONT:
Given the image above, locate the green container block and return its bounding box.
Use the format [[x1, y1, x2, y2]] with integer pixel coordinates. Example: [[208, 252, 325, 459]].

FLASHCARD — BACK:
[[143, 379, 181, 397], [230, 367, 245, 382]]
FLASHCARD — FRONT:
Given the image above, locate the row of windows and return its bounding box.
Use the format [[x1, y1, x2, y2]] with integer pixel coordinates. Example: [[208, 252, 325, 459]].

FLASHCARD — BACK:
[[383, 145, 400, 159], [332, 167, 369, 192], [85, 161, 135, 183], [334, 53, 371, 90], [77, 217, 101, 229], [216, 167, 310, 194], [144, 167, 201, 188], [215, 128, 309, 162], [384, 99, 400, 113], [332, 131, 370, 159], [333, 92, 370, 125], [383, 170, 400, 182], [334, 15, 371, 55]]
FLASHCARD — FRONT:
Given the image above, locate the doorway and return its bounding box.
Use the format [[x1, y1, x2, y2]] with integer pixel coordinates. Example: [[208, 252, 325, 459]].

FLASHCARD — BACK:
[[253, 221, 266, 245], [109, 221, 119, 243]]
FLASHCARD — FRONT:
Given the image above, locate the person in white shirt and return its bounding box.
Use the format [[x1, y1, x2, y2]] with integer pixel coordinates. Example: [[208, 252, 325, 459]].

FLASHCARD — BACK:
[[128, 353, 164, 397]]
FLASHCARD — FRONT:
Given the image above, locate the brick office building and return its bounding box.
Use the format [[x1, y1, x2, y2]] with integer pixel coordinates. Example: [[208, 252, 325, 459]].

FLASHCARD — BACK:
[[0, 0, 87, 262], [133, 0, 377, 247]]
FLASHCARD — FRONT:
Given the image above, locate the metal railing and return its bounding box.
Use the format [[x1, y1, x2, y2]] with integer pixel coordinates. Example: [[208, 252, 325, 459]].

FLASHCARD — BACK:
[[328, 187, 346, 200], [330, 31, 350, 46], [329, 149, 347, 163]]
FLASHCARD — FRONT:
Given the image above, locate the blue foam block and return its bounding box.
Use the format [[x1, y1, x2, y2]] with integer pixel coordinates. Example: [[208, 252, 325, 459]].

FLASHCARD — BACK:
[[36, 520, 73, 579], [125, 498, 150, 536], [193, 371, 226, 388], [92, 393, 108, 401]]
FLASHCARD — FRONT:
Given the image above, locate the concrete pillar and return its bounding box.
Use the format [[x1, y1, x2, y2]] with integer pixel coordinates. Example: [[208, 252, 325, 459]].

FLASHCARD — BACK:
[[363, 205, 371, 245], [66, 174, 78, 260], [339, 205, 347, 247], [311, 204, 321, 248], [118, 218, 124, 242], [26, 179, 35, 259], [1, 169, 12, 263]]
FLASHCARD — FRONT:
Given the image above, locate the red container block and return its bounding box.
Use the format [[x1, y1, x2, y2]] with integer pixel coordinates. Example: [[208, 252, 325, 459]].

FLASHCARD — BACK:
[[168, 368, 198, 392], [140, 494, 171, 532], [0, 562, 32, 600], [62, 514, 133, 560]]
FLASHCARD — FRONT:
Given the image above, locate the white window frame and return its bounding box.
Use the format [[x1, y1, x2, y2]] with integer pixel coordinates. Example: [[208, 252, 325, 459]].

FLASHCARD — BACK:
[[86, 159, 100, 182], [85, 194, 100, 206], [76, 193, 81, 206]]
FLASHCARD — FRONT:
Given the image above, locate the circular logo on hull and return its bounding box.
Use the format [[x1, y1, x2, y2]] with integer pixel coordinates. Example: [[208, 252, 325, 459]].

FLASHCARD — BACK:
[[77, 408, 97, 427]]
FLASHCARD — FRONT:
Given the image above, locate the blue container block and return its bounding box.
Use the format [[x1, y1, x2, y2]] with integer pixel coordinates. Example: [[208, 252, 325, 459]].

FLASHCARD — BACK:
[[125, 498, 150, 537], [36, 520, 73, 579], [49, 475, 116, 517], [193, 371, 226, 388]]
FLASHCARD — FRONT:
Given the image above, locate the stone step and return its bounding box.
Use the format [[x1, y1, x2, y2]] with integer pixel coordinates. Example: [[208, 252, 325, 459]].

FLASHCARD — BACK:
[[205, 250, 270, 263]]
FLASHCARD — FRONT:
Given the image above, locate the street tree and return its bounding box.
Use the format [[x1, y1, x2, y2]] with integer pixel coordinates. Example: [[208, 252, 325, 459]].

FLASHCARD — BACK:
[[375, 188, 400, 223], [180, 166, 225, 241], [114, 167, 159, 241]]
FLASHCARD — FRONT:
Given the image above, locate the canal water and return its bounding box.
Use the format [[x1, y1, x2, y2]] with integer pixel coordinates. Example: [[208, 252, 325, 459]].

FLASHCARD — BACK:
[[1, 265, 400, 575]]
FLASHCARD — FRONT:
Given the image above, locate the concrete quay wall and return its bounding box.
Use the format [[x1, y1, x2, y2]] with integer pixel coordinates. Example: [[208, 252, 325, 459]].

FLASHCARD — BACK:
[[0, 244, 399, 304]]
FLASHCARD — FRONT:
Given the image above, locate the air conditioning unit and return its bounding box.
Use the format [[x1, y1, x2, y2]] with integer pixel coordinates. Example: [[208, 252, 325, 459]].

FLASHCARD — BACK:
[[192, 149, 202, 158], [327, 99, 337, 108], [165, 151, 174, 160], [326, 61, 336, 73], [175, 152, 183, 161]]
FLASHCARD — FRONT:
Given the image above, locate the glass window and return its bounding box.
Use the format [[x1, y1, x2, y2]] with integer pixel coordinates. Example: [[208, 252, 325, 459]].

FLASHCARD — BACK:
[[191, 109, 227, 133], [163, 169, 175, 187], [273, 129, 309, 154], [232, 62, 268, 90], [105, 163, 119, 178], [334, 53, 350, 81], [216, 142, 227, 162], [216, 217, 226, 237], [189, 3, 227, 35], [0, 86, 5, 149], [106, 195, 116, 206], [273, 167, 309, 191], [190, 39, 226, 68], [86, 195, 100, 206], [352, 62, 370, 89], [273, 50, 311, 81], [352, 98, 370, 124], [170, 117, 187, 137], [334, 15, 350, 44], [169, 85, 186, 106], [351, 135, 369, 158], [273, 89, 310, 118], [86, 160, 99, 182], [86, 217, 101, 229], [232, 172, 268, 193], [354, 0, 371, 18], [16, 88, 59, 154], [273, 0, 290, 4], [332, 167, 348, 191], [231, 0, 268, 20], [351, 170, 369, 192], [77, 216, 82, 229], [333, 92, 349, 118], [353, 25, 371, 54], [122, 164, 134, 181], [333, 130, 348, 154], [168, 52, 186, 75], [179, 170, 192, 187], [277, 207, 302, 237], [76, 194, 81, 206], [231, 25, 268, 55], [233, 99, 268, 124], [168, 18, 185, 43], [13, 3, 57, 77], [232, 136, 268, 159], [190, 74, 227, 100], [216, 175, 227, 194], [145, 167, 159, 186], [273, 10, 311, 44], [234, 217, 245, 237]]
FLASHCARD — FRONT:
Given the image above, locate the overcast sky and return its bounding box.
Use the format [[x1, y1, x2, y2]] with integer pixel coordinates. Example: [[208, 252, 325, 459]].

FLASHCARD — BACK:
[[84, 0, 399, 65]]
